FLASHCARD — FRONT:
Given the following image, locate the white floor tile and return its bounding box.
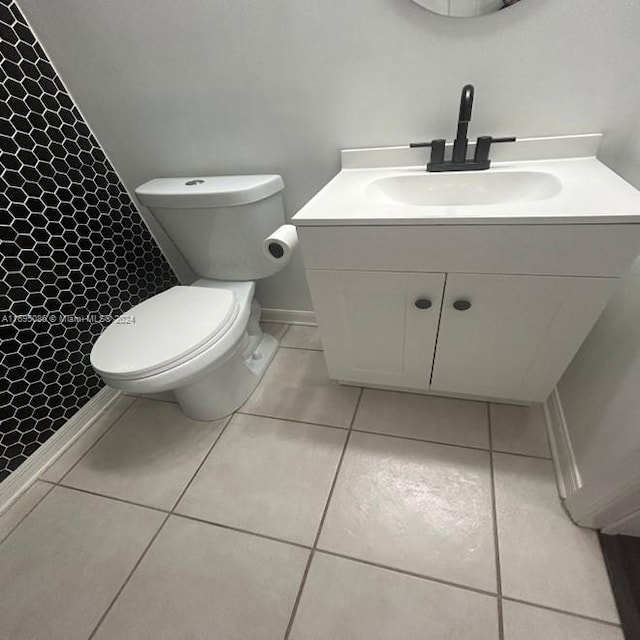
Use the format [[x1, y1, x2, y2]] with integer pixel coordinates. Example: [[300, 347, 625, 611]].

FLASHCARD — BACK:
[[94, 516, 309, 640], [494, 453, 618, 622], [261, 321, 288, 340], [290, 552, 498, 640], [281, 325, 323, 350], [490, 403, 550, 458], [241, 348, 361, 428], [41, 394, 136, 482], [354, 389, 489, 449], [176, 413, 346, 544], [0, 487, 164, 640], [319, 431, 496, 592], [0, 480, 52, 543], [63, 399, 226, 509], [502, 600, 624, 640]]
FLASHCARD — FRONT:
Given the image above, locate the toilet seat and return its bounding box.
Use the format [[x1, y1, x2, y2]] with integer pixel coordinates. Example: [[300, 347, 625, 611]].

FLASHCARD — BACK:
[[91, 286, 241, 381]]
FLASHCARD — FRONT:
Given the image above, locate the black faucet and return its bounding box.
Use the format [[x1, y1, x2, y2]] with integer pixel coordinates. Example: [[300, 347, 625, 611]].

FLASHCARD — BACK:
[[452, 84, 474, 164], [410, 84, 516, 172]]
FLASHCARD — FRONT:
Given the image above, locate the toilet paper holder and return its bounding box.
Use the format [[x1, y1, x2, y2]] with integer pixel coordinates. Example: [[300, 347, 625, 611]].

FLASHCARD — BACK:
[[263, 224, 298, 264]]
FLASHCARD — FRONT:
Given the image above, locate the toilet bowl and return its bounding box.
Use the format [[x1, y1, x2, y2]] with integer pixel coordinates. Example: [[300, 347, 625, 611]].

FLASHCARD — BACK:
[[91, 279, 277, 420], [90, 174, 289, 420]]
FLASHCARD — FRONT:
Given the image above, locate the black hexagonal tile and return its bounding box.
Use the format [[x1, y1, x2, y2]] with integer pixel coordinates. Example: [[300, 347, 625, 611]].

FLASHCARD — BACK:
[[0, 0, 178, 478]]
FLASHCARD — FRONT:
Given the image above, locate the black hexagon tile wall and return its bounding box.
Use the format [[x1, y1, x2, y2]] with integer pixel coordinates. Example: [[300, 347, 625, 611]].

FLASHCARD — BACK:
[[0, 0, 178, 481]]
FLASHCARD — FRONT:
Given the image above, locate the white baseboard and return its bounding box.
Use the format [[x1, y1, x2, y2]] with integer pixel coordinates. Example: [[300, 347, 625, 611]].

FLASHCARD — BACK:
[[0, 387, 122, 515], [566, 449, 640, 529], [544, 388, 582, 499], [545, 387, 640, 529], [261, 308, 317, 326]]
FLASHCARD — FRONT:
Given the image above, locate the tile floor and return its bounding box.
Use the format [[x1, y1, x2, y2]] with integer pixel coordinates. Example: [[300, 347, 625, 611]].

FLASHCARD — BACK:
[[0, 322, 623, 639]]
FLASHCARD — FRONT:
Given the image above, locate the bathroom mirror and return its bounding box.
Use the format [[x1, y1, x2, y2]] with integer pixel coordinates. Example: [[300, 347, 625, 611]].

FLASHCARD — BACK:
[[411, 0, 522, 18]]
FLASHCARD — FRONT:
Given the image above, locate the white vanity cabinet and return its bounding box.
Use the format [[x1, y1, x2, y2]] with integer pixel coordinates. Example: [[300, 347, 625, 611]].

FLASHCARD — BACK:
[[429, 273, 616, 401], [299, 224, 637, 403], [306, 265, 616, 403], [306, 270, 445, 390]]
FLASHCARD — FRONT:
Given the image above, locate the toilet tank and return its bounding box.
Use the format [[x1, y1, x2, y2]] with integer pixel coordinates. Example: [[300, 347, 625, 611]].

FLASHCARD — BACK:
[[135, 175, 286, 280]]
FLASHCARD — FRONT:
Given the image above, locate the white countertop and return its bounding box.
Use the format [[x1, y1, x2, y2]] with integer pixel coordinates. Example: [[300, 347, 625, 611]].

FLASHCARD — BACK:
[[293, 138, 640, 227]]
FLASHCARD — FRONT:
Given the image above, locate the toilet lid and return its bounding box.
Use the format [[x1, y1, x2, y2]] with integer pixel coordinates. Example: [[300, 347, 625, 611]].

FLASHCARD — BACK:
[[91, 286, 238, 378]]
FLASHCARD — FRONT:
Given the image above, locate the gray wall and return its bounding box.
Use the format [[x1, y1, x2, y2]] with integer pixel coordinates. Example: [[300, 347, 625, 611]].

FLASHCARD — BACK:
[[15, 0, 640, 310], [558, 255, 640, 490], [557, 119, 640, 493]]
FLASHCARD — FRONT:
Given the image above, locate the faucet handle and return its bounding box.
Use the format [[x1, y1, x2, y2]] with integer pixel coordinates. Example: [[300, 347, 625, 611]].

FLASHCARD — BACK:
[[410, 138, 446, 168], [473, 135, 516, 164]]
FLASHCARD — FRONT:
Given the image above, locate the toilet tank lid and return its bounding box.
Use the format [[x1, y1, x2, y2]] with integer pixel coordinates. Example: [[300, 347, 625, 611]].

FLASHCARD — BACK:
[[135, 175, 284, 209]]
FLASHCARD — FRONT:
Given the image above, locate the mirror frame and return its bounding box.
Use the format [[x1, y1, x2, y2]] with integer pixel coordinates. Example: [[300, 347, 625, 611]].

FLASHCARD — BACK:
[[410, 0, 522, 18]]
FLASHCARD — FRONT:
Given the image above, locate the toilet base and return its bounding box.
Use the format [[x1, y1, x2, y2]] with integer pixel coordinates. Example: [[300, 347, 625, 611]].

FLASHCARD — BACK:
[[173, 331, 278, 421]]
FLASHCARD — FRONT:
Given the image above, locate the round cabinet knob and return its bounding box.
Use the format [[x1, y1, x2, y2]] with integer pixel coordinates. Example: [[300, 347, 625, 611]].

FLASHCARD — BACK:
[[453, 299, 472, 311], [414, 298, 432, 310]]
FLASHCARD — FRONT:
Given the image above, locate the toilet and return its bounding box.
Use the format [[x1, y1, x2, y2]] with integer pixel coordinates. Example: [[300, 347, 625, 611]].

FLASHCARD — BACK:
[[90, 175, 288, 421]]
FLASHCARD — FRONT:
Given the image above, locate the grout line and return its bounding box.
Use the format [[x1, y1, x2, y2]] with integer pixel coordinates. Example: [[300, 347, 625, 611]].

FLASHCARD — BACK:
[[353, 428, 490, 453], [47, 481, 171, 515], [313, 387, 363, 548], [348, 427, 550, 462], [172, 511, 313, 552], [130, 395, 178, 405], [501, 596, 623, 629], [238, 411, 553, 461], [284, 549, 316, 639], [487, 403, 505, 640], [491, 448, 552, 461], [87, 513, 171, 639], [283, 387, 364, 639], [168, 415, 233, 512], [317, 548, 499, 599], [279, 345, 323, 351], [0, 480, 54, 547], [55, 397, 139, 484], [236, 410, 351, 432]]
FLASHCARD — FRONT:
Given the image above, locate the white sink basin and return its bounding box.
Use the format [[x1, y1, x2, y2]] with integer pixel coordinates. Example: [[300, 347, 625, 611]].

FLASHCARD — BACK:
[[292, 136, 640, 226], [366, 171, 562, 206]]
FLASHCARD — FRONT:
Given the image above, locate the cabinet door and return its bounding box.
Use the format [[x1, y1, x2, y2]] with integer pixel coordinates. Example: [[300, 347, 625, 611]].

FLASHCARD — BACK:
[[306, 270, 445, 390], [430, 274, 617, 402]]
